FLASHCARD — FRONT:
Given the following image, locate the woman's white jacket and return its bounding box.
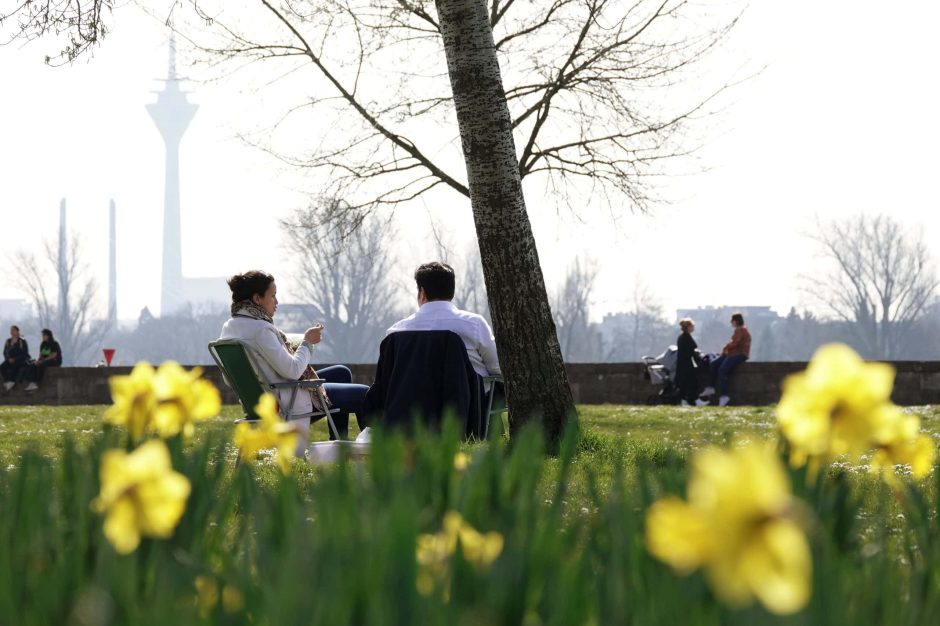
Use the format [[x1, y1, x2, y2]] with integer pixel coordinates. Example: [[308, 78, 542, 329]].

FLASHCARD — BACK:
[[218, 316, 314, 416]]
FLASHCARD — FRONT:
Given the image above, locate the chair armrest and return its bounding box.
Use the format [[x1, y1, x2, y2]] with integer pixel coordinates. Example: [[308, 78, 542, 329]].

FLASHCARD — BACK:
[[269, 379, 325, 390]]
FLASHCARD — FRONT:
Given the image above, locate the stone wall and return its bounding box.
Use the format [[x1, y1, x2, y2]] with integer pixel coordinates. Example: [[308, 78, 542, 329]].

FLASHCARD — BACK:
[[4, 362, 940, 407]]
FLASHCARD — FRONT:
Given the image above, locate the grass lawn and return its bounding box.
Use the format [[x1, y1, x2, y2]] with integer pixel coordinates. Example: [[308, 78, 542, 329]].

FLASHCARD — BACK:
[[0, 403, 775, 468], [4, 403, 939, 496]]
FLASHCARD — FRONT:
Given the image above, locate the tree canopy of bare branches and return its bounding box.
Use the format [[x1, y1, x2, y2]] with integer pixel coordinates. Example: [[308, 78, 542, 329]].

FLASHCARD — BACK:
[[804, 214, 939, 360], [553, 257, 601, 362], [1, 0, 112, 64], [9, 232, 107, 365], [171, 0, 742, 217]]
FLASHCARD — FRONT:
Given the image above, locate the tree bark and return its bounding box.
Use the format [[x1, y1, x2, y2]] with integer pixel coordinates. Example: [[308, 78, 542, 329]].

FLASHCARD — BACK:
[[434, 0, 577, 446]]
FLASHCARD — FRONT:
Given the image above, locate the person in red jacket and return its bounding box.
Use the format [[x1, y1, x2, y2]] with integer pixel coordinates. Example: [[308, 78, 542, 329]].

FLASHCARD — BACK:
[[697, 312, 751, 407]]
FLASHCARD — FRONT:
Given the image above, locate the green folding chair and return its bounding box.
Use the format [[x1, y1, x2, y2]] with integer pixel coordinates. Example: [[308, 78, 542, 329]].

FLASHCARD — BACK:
[[481, 374, 507, 439], [208, 338, 341, 439]]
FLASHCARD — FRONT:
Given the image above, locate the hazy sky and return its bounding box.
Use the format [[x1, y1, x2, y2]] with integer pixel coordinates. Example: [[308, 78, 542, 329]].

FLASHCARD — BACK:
[[1, 1, 939, 324]]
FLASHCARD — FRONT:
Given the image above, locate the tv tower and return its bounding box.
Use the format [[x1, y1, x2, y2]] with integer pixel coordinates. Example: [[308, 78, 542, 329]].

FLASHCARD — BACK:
[[146, 35, 197, 316], [108, 199, 117, 326], [58, 198, 68, 322]]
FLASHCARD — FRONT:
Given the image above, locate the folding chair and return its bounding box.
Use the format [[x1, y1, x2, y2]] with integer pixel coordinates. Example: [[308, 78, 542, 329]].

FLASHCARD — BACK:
[[208, 338, 342, 440], [481, 375, 507, 439]]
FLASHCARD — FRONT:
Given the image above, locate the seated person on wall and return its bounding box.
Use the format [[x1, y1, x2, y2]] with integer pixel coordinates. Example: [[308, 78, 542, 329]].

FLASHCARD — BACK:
[[218, 270, 370, 452], [387, 261, 502, 393], [1, 325, 30, 392], [698, 312, 751, 407], [23, 328, 63, 392]]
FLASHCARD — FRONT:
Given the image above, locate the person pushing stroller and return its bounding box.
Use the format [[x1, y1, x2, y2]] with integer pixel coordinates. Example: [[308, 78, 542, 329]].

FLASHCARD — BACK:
[[675, 318, 703, 407]]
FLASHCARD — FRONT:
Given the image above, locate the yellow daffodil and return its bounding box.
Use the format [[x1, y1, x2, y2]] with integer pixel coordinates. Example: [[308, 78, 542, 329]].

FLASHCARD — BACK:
[[151, 362, 221, 438], [222, 585, 245, 613], [104, 361, 220, 440], [868, 407, 937, 482], [453, 451, 471, 472], [194, 575, 220, 617], [91, 439, 191, 554], [646, 442, 811, 615], [233, 393, 298, 473], [776, 344, 936, 482], [777, 343, 896, 467], [194, 577, 244, 616], [104, 362, 158, 439], [415, 511, 504, 599]]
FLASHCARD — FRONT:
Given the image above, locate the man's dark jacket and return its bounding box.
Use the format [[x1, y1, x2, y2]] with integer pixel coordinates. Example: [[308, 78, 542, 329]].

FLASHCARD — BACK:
[[364, 331, 483, 436]]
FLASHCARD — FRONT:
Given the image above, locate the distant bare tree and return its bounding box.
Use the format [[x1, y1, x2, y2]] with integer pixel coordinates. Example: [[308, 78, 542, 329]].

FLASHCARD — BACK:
[[627, 278, 667, 359], [597, 276, 672, 361], [111, 304, 228, 365], [1, 0, 111, 64], [280, 200, 404, 363], [160, 0, 744, 218], [9, 234, 107, 365], [452, 252, 490, 323], [804, 214, 939, 359], [431, 233, 491, 322], [554, 258, 602, 362]]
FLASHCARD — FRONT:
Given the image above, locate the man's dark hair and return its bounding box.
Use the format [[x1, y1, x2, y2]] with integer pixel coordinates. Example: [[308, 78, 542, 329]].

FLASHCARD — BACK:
[[227, 270, 275, 303], [41, 328, 54, 341], [10, 325, 19, 333], [415, 262, 455, 301], [731, 312, 745, 326]]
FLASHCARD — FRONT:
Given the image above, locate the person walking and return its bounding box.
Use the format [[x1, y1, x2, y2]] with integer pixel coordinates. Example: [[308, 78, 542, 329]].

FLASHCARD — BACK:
[[674, 318, 701, 407]]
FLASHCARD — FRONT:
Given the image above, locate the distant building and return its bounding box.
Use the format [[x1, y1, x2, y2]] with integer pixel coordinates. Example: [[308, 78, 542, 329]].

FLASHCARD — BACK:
[[674, 305, 781, 327], [674, 305, 783, 360], [595, 311, 674, 362], [0, 299, 32, 322], [180, 277, 230, 311]]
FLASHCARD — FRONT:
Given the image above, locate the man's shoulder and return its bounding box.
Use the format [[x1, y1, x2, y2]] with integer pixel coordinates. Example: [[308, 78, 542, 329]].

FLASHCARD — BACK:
[[449, 306, 489, 324], [387, 312, 419, 334]]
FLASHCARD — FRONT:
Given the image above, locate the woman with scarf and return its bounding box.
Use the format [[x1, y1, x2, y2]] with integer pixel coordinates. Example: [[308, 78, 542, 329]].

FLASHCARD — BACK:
[[218, 270, 369, 455]]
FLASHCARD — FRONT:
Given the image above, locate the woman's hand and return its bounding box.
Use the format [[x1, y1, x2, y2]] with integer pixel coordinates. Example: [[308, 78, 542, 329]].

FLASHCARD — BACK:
[[304, 324, 324, 345]]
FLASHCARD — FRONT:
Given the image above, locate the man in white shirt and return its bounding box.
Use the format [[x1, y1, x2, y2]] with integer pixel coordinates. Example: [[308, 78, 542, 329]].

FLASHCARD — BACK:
[[387, 261, 501, 378]]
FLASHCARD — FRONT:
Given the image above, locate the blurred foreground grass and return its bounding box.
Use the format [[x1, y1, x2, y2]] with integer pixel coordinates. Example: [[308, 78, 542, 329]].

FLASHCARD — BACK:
[[2, 402, 940, 625]]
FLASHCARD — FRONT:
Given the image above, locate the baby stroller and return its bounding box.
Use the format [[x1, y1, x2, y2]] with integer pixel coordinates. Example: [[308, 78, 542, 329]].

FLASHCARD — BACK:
[[641, 345, 680, 405]]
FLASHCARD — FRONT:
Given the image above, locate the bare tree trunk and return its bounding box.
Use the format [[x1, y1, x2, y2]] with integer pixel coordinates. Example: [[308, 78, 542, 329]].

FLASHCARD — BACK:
[[435, 0, 577, 446]]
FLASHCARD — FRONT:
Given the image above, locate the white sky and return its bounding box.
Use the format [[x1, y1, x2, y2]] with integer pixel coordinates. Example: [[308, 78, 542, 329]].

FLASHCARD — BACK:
[[1, 1, 939, 323]]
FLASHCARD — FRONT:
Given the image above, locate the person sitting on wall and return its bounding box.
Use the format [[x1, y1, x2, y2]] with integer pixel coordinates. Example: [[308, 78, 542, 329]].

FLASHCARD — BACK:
[[23, 329, 63, 392], [1, 325, 30, 392], [697, 312, 751, 407]]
